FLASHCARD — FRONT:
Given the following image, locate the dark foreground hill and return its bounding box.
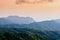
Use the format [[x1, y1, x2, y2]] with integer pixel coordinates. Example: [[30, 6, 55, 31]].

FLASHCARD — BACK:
[[0, 28, 60, 40]]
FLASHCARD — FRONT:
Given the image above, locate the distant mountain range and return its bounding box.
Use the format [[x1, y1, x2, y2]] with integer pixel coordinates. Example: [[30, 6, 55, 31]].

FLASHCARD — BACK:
[[0, 16, 35, 24], [0, 16, 60, 40], [12, 20, 60, 31], [28, 20, 60, 31], [0, 16, 60, 31]]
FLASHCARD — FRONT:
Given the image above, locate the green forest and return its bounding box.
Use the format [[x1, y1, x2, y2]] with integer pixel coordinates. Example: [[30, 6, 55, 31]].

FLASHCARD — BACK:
[[0, 28, 60, 40]]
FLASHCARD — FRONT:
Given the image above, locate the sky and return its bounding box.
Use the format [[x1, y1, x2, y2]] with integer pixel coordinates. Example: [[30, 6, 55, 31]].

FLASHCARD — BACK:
[[0, 0, 60, 21]]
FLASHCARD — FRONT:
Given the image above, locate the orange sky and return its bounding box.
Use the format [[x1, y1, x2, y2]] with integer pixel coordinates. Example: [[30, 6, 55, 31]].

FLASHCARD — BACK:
[[0, 0, 60, 21]]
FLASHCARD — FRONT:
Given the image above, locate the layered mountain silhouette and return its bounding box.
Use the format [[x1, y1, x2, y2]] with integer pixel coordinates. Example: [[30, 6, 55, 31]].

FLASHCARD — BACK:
[[11, 20, 60, 31], [0, 16, 60, 31], [0, 16, 35, 24], [28, 20, 60, 31], [0, 16, 60, 40]]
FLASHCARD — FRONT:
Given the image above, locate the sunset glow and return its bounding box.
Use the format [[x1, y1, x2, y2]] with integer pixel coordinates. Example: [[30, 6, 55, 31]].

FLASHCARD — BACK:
[[0, 0, 60, 21]]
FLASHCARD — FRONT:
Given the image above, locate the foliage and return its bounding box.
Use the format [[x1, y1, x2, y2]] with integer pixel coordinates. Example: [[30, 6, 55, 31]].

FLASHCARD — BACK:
[[0, 28, 60, 40]]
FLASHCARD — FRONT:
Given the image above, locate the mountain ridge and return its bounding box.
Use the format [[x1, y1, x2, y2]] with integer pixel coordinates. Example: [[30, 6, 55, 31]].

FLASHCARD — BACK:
[[0, 16, 35, 24], [0, 16, 60, 31]]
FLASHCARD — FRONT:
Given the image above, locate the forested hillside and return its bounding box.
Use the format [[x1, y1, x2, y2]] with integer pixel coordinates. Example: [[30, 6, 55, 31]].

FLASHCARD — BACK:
[[0, 28, 60, 40]]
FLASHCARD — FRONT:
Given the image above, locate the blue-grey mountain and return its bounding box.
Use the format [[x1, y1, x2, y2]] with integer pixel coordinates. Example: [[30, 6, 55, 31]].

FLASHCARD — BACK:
[[0, 16, 60, 31], [0, 16, 35, 25]]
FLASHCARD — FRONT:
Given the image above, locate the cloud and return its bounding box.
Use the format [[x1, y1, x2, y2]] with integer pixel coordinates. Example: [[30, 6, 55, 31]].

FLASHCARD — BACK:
[[48, 0, 53, 2], [16, 0, 25, 4], [16, 0, 53, 4]]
